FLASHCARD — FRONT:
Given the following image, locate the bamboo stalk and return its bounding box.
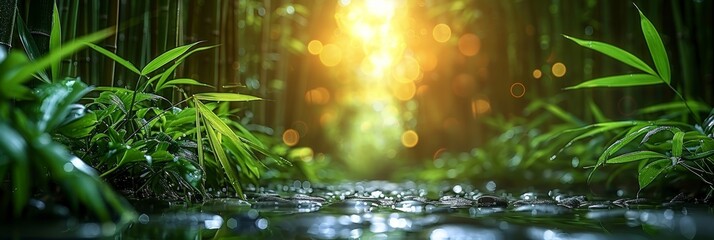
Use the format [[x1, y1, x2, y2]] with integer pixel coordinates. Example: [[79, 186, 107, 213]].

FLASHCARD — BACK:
[[25, 0, 53, 55], [0, 0, 18, 51]]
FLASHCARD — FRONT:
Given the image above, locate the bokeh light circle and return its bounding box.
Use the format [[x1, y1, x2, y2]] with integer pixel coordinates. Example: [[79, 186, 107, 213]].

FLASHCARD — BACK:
[[319, 44, 343, 67], [432, 24, 452, 43], [307, 40, 323, 55], [510, 82, 526, 98], [401, 130, 419, 148]]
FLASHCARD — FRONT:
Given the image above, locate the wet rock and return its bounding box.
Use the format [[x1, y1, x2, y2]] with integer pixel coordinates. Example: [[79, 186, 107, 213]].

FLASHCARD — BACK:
[[394, 200, 427, 213], [511, 199, 556, 207], [612, 198, 650, 208], [587, 203, 612, 210], [436, 196, 474, 208], [513, 204, 570, 215], [556, 196, 587, 209], [475, 195, 508, 207], [288, 194, 327, 203]]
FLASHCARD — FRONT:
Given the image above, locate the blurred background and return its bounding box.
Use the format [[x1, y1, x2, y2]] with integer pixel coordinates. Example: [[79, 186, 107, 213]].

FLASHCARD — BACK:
[[15, 0, 713, 181]]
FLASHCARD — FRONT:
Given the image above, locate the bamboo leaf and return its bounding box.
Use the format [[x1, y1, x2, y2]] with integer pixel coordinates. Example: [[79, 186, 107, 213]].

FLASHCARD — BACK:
[[194, 93, 262, 102], [157, 78, 213, 91], [155, 45, 217, 92], [563, 35, 657, 76], [50, 3, 62, 81], [85, 43, 140, 75], [9, 28, 114, 86], [606, 151, 668, 164], [636, 5, 671, 84], [598, 125, 654, 167], [637, 101, 712, 115], [671, 131, 685, 158], [15, 15, 50, 83], [565, 74, 663, 90], [141, 42, 200, 76], [202, 111, 244, 198], [638, 159, 670, 190]]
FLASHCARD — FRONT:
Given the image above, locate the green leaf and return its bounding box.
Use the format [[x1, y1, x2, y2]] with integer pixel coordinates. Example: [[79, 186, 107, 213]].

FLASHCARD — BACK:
[[156, 78, 213, 91], [50, 3, 62, 81], [203, 116, 244, 198], [58, 112, 97, 138], [598, 125, 654, 166], [544, 103, 583, 126], [86, 43, 140, 75], [606, 151, 668, 164], [155, 45, 217, 92], [671, 131, 685, 158], [8, 28, 114, 86], [636, 5, 671, 84], [638, 159, 670, 190], [565, 74, 663, 90], [194, 93, 262, 102], [141, 42, 200, 76], [637, 101, 712, 115], [15, 15, 50, 83], [563, 35, 656, 76], [588, 98, 610, 123]]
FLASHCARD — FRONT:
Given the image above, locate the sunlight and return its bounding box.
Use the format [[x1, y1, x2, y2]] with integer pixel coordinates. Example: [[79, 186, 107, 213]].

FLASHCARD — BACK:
[[323, 0, 417, 176]]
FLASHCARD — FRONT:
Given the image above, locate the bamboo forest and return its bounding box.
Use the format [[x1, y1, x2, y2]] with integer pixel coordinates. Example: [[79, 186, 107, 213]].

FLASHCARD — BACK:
[[1, 0, 714, 239]]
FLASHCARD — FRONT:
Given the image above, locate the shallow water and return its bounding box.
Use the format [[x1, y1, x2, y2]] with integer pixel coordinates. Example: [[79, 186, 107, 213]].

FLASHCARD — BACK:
[[5, 181, 713, 239]]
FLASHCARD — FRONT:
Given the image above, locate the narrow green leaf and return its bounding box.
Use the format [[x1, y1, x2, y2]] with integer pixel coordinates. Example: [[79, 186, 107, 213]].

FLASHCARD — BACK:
[[598, 125, 654, 166], [155, 45, 217, 92], [204, 116, 244, 198], [671, 131, 685, 158], [564, 35, 656, 76], [588, 98, 610, 123], [9, 28, 114, 86], [606, 151, 668, 164], [565, 74, 663, 90], [638, 159, 670, 190], [194, 93, 262, 102], [544, 104, 583, 126], [141, 42, 200, 76], [15, 15, 50, 83], [50, 3, 62, 81], [157, 78, 213, 91], [86, 43, 140, 75], [636, 5, 671, 84], [194, 99, 204, 167], [637, 101, 712, 115]]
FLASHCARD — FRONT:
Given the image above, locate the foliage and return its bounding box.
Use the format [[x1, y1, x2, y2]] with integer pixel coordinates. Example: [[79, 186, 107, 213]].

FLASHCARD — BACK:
[[395, 99, 608, 190], [561, 5, 713, 195], [0, 21, 134, 222], [74, 42, 291, 200]]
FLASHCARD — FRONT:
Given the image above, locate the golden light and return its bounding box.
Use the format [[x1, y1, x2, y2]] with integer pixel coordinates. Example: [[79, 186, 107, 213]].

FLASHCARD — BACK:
[[552, 62, 567, 77], [305, 87, 331, 105], [432, 23, 452, 43], [471, 98, 491, 117], [319, 44, 343, 67], [401, 130, 419, 148], [307, 40, 323, 55], [458, 33, 481, 56], [393, 56, 421, 82], [392, 81, 416, 101], [282, 129, 300, 146], [532, 69, 543, 79], [416, 51, 438, 72]]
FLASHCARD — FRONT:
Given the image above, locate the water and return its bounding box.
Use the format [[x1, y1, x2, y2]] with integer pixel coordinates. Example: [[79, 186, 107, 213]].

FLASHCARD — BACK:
[[3, 181, 713, 239]]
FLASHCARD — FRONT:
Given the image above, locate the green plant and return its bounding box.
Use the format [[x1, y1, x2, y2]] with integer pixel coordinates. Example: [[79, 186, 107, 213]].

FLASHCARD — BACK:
[[0, 7, 134, 222], [78, 41, 290, 200], [560, 5, 713, 196]]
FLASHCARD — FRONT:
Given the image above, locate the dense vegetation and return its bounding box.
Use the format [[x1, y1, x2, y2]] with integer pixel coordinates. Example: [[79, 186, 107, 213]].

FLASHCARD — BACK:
[[1, 0, 712, 227]]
